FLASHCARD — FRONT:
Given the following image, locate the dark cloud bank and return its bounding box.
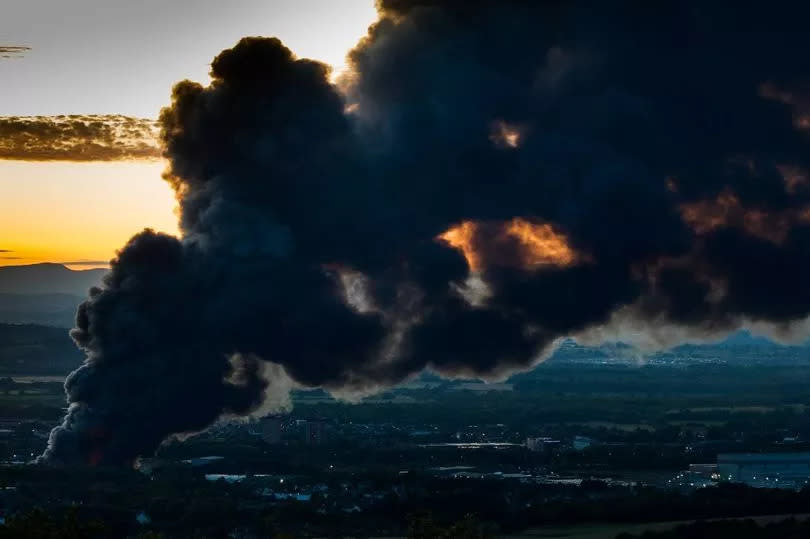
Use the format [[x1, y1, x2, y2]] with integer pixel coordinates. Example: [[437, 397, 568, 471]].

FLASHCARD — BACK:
[[0, 115, 159, 161], [42, 1, 810, 465]]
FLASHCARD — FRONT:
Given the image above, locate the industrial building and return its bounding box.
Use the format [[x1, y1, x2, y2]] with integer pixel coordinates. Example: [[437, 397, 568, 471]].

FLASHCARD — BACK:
[[572, 436, 596, 451], [526, 437, 560, 452], [717, 451, 810, 489]]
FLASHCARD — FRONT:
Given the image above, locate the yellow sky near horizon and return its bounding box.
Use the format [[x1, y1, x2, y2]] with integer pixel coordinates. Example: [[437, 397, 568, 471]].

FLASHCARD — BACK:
[[0, 160, 178, 269]]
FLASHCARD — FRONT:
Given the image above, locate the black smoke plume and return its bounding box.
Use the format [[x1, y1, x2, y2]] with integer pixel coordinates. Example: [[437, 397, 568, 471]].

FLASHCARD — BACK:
[[43, 1, 810, 465]]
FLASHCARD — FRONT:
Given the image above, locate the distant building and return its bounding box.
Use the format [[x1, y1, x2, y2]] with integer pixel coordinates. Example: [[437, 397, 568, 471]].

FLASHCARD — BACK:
[[182, 455, 224, 467], [667, 463, 720, 492], [305, 420, 325, 445], [667, 470, 716, 491], [526, 437, 560, 452], [204, 474, 245, 483], [429, 465, 478, 478], [573, 436, 595, 451], [688, 463, 718, 477], [718, 452, 810, 489], [679, 425, 708, 440], [262, 416, 283, 445]]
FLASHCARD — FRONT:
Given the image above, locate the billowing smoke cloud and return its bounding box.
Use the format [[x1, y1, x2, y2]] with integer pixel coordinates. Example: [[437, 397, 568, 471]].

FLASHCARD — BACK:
[[0, 115, 159, 161], [42, 1, 810, 465]]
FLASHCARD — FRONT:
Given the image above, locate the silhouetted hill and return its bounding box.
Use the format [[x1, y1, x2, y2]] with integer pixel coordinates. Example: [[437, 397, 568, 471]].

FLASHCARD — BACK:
[[0, 263, 106, 295], [0, 264, 104, 326]]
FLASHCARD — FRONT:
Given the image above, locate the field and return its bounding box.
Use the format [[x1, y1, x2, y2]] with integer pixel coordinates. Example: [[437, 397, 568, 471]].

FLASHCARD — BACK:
[[502, 513, 810, 539], [665, 404, 808, 414]]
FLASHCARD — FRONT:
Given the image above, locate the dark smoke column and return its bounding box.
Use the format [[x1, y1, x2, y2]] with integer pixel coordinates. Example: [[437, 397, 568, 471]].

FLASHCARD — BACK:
[[40, 38, 392, 466], [40, 231, 272, 465], [41, 2, 810, 465]]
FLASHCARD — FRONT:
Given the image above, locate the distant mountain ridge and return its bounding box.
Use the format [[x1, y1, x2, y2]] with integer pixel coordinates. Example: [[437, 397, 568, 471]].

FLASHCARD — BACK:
[[0, 263, 106, 295], [0, 264, 106, 327]]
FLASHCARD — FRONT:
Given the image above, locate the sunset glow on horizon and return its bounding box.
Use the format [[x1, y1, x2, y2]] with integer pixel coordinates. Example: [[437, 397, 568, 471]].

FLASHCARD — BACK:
[[0, 160, 178, 269]]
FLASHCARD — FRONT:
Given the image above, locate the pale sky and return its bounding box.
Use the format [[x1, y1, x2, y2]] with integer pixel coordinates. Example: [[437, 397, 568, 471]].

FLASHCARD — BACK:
[[0, 0, 378, 268], [0, 0, 377, 117]]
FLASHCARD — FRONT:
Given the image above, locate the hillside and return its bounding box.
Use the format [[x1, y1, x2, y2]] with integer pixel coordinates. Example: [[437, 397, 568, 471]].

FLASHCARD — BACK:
[[0, 264, 105, 326], [0, 263, 106, 295]]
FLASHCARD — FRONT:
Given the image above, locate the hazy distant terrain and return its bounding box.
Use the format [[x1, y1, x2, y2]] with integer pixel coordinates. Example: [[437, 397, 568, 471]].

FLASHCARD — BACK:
[[0, 322, 807, 379], [0, 293, 85, 327], [0, 323, 82, 375], [0, 264, 807, 378], [547, 334, 810, 367], [0, 263, 106, 295], [0, 264, 105, 326]]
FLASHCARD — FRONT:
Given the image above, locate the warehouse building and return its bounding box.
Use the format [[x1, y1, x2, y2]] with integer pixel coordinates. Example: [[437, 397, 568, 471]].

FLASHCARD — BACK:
[[717, 451, 810, 489]]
